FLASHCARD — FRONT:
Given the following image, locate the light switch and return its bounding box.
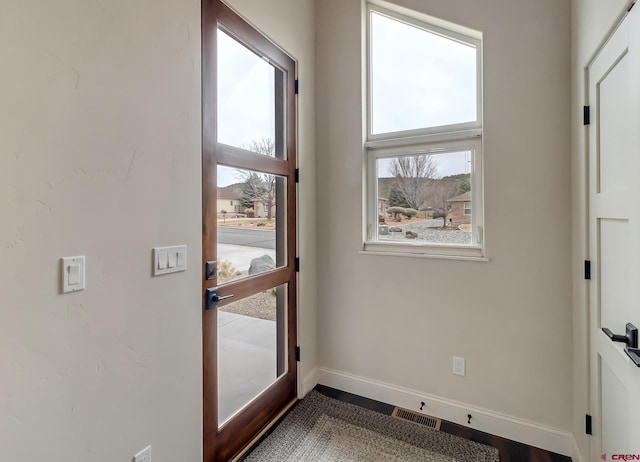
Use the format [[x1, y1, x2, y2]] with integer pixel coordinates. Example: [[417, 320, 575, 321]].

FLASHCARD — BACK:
[[177, 251, 185, 267], [68, 263, 80, 285], [153, 245, 187, 276], [61, 256, 85, 293], [158, 252, 167, 270]]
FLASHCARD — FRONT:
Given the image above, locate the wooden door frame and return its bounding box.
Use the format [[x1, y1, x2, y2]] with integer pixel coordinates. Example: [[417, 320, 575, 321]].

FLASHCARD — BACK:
[[202, 1, 298, 461]]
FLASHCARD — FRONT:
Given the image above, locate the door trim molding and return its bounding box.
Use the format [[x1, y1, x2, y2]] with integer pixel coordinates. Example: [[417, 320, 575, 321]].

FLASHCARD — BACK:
[[317, 366, 573, 456]]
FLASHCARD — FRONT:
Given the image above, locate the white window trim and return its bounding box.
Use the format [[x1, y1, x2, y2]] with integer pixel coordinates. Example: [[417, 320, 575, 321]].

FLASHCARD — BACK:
[[364, 4, 485, 259], [364, 139, 484, 258]]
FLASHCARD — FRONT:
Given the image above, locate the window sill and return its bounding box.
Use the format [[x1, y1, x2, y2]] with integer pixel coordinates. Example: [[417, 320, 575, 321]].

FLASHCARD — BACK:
[[361, 242, 488, 262]]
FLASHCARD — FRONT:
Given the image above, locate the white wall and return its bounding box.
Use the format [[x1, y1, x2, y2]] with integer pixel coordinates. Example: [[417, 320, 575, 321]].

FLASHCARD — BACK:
[[0, 0, 316, 461], [316, 0, 573, 434], [571, 0, 632, 459]]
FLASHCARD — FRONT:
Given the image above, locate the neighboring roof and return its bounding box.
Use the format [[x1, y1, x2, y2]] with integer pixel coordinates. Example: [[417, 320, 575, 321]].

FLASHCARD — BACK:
[[447, 191, 471, 202], [217, 184, 243, 200]]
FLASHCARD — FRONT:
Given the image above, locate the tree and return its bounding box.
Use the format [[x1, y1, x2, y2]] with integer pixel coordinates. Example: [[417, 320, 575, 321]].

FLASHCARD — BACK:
[[238, 138, 277, 220], [387, 186, 410, 208], [444, 173, 471, 196], [390, 155, 438, 209], [425, 179, 457, 228]]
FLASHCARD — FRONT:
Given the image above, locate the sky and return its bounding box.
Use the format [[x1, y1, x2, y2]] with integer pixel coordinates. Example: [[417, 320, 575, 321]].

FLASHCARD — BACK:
[[217, 29, 275, 187], [370, 11, 477, 134], [216, 12, 477, 187]]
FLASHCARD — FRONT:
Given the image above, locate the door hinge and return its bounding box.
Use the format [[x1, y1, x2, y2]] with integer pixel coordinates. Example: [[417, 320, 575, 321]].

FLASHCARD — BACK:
[[295, 257, 300, 272], [295, 79, 299, 95], [585, 260, 591, 280], [295, 346, 301, 361], [583, 106, 590, 125], [295, 168, 299, 183], [586, 414, 592, 435]]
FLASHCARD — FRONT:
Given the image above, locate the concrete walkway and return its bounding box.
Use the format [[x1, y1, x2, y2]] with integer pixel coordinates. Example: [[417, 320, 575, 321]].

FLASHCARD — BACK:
[[217, 311, 277, 425]]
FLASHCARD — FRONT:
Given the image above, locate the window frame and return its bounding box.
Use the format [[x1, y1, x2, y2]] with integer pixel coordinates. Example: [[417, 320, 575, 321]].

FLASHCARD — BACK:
[[364, 3, 485, 259]]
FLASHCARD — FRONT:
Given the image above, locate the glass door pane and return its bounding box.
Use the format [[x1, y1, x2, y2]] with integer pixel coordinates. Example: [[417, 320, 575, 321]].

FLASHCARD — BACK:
[[216, 165, 287, 285], [217, 28, 286, 159], [217, 284, 288, 426]]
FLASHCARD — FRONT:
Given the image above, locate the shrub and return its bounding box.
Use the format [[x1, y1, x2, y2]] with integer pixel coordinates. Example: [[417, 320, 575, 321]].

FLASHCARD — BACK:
[[387, 206, 406, 221], [403, 208, 418, 218], [217, 260, 237, 282], [244, 208, 255, 218], [433, 210, 446, 219]]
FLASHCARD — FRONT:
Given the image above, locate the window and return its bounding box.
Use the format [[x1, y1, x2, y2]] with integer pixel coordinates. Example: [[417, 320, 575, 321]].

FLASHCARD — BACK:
[[365, 4, 484, 259]]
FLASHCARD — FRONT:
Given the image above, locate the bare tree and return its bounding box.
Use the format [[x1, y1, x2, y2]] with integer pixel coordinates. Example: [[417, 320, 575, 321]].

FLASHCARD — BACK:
[[390, 155, 438, 209], [243, 138, 275, 158], [238, 138, 277, 220], [425, 179, 457, 228]]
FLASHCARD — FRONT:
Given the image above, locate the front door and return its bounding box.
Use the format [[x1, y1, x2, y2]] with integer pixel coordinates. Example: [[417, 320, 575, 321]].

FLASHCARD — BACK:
[[202, 1, 298, 460], [588, 4, 640, 459]]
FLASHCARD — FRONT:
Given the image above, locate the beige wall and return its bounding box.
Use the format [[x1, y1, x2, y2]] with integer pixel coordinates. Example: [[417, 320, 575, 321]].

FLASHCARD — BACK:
[[316, 0, 572, 432], [0, 0, 316, 460], [571, 0, 632, 459]]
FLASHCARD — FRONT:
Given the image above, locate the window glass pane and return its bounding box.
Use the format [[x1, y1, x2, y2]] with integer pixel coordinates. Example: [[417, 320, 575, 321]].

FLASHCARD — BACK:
[[217, 165, 287, 284], [377, 150, 473, 245], [217, 29, 285, 158], [370, 11, 477, 135]]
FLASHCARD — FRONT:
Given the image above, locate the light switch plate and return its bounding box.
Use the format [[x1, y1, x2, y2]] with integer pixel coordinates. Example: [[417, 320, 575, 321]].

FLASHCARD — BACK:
[[153, 245, 187, 276], [133, 445, 151, 462], [61, 256, 85, 293]]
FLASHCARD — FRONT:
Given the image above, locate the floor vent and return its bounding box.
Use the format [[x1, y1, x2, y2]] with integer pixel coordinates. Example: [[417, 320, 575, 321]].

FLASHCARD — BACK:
[[392, 407, 441, 430]]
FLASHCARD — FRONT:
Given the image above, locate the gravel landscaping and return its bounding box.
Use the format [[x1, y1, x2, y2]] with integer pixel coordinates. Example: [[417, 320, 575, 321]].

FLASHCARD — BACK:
[[381, 219, 471, 245], [220, 288, 277, 321]]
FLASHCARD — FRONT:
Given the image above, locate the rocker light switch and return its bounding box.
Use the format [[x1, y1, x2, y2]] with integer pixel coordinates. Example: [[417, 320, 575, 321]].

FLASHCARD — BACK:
[[61, 256, 85, 293], [68, 263, 80, 285]]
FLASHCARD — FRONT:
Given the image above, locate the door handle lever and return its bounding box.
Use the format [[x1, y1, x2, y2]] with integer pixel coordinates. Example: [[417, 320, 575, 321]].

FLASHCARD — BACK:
[[602, 323, 638, 349], [205, 287, 234, 310], [626, 347, 640, 367]]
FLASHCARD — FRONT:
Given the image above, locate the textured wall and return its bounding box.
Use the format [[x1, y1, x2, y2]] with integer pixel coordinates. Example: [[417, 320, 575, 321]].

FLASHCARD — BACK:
[[316, 0, 573, 430]]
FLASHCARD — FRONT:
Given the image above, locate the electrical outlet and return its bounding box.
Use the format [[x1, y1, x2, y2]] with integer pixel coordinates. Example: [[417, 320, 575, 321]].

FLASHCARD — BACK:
[[133, 446, 151, 462], [453, 356, 466, 376]]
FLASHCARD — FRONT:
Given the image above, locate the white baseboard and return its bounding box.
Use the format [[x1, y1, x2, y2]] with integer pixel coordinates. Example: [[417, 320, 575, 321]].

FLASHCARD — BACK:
[[299, 367, 319, 398], [317, 367, 573, 457]]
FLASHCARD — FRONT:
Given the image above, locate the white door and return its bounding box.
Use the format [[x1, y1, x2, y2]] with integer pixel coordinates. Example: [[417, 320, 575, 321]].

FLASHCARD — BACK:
[[588, 4, 640, 459]]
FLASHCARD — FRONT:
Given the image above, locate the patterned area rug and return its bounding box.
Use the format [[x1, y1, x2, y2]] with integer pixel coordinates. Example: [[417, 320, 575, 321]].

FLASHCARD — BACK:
[[244, 391, 500, 461]]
